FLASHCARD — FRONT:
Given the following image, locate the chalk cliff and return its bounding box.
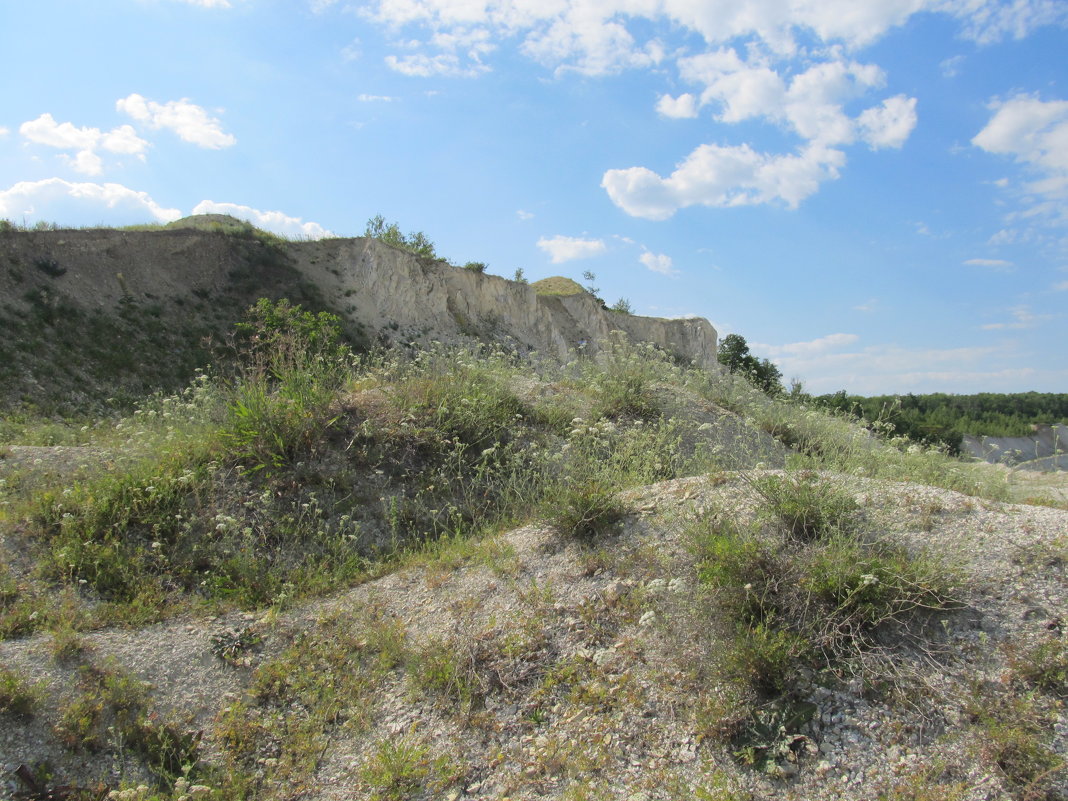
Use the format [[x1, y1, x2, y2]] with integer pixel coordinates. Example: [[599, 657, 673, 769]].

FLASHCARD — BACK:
[[290, 236, 718, 367]]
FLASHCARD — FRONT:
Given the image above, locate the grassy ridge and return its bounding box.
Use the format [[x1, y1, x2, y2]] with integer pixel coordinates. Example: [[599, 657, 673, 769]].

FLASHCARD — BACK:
[[0, 302, 1010, 641]]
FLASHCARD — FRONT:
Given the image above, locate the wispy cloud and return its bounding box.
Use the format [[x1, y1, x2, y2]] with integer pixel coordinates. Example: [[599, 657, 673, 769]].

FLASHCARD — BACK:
[[516, 209, 534, 220], [759, 341, 1033, 394], [941, 54, 965, 78], [964, 257, 1014, 271], [981, 304, 1052, 330], [754, 333, 859, 358], [357, 94, 394, 102], [536, 235, 606, 263]]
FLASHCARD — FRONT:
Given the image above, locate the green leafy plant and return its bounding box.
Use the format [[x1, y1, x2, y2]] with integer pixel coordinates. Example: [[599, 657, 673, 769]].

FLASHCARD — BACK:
[[52, 659, 203, 782], [210, 625, 261, 666], [360, 733, 448, 800], [732, 697, 817, 774], [690, 496, 959, 771], [965, 689, 1065, 797], [224, 298, 351, 474]]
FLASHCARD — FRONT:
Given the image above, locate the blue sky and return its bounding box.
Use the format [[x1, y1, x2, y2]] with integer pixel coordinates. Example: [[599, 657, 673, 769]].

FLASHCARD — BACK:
[[2, 0, 1066, 395]]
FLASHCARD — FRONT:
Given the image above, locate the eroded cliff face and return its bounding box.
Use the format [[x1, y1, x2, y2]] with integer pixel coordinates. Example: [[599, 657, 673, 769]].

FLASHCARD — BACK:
[[291, 237, 718, 367], [0, 226, 718, 401]]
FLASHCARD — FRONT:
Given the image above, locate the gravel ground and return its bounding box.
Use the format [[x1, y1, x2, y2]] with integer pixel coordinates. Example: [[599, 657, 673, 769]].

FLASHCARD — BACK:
[[2, 471, 1066, 800]]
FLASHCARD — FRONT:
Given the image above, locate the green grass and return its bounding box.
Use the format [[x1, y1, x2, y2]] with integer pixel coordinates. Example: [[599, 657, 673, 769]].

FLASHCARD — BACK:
[[50, 655, 205, 784], [751, 471, 858, 540], [531, 276, 586, 296], [0, 665, 42, 719]]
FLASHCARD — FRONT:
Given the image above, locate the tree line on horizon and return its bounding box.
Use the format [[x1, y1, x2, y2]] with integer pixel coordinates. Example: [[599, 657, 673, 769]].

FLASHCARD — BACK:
[[718, 334, 1068, 455], [812, 390, 1068, 454]]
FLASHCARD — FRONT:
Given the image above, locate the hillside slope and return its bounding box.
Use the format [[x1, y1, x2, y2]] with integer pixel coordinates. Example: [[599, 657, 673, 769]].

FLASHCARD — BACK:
[[0, 219, 716, 415]]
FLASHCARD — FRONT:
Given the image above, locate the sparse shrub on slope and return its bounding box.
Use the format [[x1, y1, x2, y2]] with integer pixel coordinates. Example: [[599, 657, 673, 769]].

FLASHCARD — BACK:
[[576, 336, 671, 421], [364, 214, 438, 259], [690, 473, 961, 774], [223, 299, 352, 474], [751, 471, 858, 541]]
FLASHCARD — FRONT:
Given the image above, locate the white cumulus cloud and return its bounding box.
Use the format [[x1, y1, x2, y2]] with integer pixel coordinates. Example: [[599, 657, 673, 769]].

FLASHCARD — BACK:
[[348, 0, 1059, 217], [0, 178, 181, 225], [639, 250, 678, 276], [857, 94, 918, 149], [603, 142, 846, 219], [20, 113, 100, 150], [117, 93, 236, 149], [537, 235, 606, 263], [191, 201, 334, 239], [655, 93, 698, 119], [973, 94, 1068, 172], [973, 93, 1068, 229], [19, 113, 149, 176]]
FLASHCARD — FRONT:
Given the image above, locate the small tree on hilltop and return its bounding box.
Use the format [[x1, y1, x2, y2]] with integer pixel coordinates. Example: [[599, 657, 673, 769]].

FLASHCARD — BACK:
[[364, 215, 438, 259], [717, 333, 784, 396]]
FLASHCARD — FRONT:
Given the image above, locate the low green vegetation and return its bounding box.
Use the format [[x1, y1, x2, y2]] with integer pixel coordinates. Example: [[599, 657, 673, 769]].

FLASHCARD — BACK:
[[0, 297, 1015, 642], [363, 214, 439, 259], [531, 276, 586, 296], [689, 473, 960, 774], [0, 665, 42, 719], [50, 652, 205, 784]]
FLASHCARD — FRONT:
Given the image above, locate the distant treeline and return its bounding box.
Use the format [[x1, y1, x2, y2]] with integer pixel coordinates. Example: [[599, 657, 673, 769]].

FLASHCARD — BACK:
[[812, 392, 1068, 454]]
